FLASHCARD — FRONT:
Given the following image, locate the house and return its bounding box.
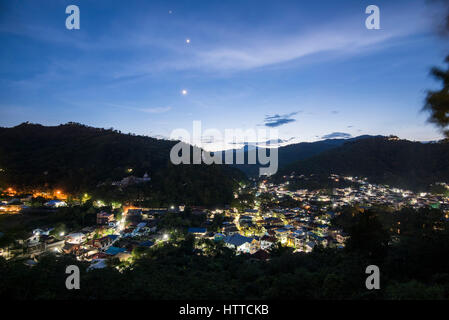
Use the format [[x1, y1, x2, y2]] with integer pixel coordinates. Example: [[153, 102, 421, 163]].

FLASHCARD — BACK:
[[90, 252, 109, 260], [44, 200, 67, 208], [293, 235, 305, 249], [121, 227, 136, 238], [305, 241, 316, 253], [92, 235, 118, 249], [127, 209, 143, 217], [23, 259, 38, 267], [223, 234, 255, 254], [316, 224, 330, 237], [81, 226, 97, 239], [138, 240, 154, 248], [24, 232, 41, 246], [32, 228, 54, 236], [112, 173, 151, 187], [105, 246, 127, 256], [65, 233, 87, 244], [260, 235, 276, 250], [214, 233, 225, 241], [244, 209, 259, 215], [42, 236, 65, 252], [239, 215, 253, 224], [126, 209, 143, 223], [263, 217, 283, 227], [274, 228, 290, 244], [309, 234, 328, 247], [222, 224, 239, 235], [87, 259, 107, 271], [146, 209, 167, 217], [249, 238, 260, 253], [336, 232, 349, 244], [286, 234, 297, 247], [0, 203, 24, 213], [116, 251, 132, 262], [187, 227, 207, 236], [62, 243, 81, 254], [83, 248, 99, 260], [192, 210, 207, 216], [291, 229, 306, 242], [97, 212, 114, 225]]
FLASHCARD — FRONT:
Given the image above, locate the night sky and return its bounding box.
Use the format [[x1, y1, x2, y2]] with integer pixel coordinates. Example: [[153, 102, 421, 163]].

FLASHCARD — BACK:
[[1, 0, 448, 150]]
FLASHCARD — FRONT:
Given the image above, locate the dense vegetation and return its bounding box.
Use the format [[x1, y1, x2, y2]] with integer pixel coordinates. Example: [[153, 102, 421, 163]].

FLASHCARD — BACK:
[[424, 55, 449, 139], [0, 123, 245, 206], [276, 137, 449, 191], [230, 136, 376, 177], [1, 206, 448, 300]]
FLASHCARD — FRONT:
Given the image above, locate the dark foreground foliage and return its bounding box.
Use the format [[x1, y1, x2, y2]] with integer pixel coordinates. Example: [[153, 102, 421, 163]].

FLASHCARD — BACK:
[[1, 207, 448, 300]]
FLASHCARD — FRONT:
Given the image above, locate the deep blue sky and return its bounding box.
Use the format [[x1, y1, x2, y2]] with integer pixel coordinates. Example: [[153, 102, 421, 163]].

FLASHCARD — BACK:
[[0, 0, 448, 150]]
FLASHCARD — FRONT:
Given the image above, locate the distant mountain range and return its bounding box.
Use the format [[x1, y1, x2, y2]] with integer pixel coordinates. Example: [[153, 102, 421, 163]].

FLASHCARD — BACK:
[[220, 134, 449, 190], [275, 136, 449, 191], [1, 123, 447, 196], [225, 135, 381, 177]]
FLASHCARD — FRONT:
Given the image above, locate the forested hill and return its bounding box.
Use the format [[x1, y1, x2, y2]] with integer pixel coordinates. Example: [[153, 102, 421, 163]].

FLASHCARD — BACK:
[[229, 135, 378, 177], [0, 123, 245, 205], [275, 137, 449, 191]]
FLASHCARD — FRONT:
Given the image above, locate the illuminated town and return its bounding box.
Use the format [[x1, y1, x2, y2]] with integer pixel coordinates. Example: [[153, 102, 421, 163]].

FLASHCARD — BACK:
[[1, 174, 448, 268]]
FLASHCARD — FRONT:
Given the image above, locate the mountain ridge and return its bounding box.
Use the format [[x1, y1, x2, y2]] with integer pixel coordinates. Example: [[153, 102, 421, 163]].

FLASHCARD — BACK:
[[275, 136, 449, 191], [0, 122, 246, 206]]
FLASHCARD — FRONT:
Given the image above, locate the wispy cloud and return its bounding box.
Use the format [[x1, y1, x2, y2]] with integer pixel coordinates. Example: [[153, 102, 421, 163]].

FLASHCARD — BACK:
[[180, 10, 428, 73], [264, 112, 299, 127], [0, 1, 431, 78], [322, 132, 352, 139], [138, 106, 172, 113], [106, 103, 172, 114]]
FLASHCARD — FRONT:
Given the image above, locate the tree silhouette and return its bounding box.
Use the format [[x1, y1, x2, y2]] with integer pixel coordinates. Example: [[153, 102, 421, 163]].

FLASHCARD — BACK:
[[424, 55, 449, 138]]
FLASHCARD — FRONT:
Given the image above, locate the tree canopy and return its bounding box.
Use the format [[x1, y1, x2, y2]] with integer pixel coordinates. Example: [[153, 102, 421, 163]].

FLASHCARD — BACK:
[[424, 55, 449, 139]]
